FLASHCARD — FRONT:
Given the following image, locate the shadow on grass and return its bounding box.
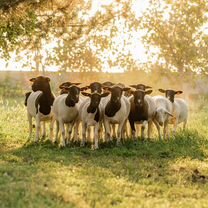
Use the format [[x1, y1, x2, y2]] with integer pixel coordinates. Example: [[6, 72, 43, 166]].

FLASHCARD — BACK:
[[2, 129, 207, 162], [0, 129, 207, 186]]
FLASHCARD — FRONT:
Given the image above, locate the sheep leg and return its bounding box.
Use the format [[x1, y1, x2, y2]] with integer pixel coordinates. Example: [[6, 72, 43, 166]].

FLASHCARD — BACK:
[[147, 120, 153, 139], [65, 124, 70, 145], [81, 123, 86, 147], [141, 121, 148, 139], [153, 119, 161, 140], [112, 124, 116, 139], [73, 120, 80, 142], [27, 113, 32, 140], [87, 125, 91, 144], [121, 119, 128, 141], [99, 123, 103, 142], [54, 120, 59, 143], [163, 120, 169, 140], [94, 123, 99, 150], [173, 119, 178, 135], [117, 120, 125, 146], [129, 119, 136, 141], [183, 120, 187, 130], [35, 115, 41, 142], [104, 119, 111, 142], [42, 122, 46, 139], [59, 120, 66, 147], [49, 117, 54, 142]]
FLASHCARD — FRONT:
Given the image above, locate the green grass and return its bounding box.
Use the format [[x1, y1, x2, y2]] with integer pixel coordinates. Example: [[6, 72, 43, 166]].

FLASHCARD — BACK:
[[1, 96, 208, 208]]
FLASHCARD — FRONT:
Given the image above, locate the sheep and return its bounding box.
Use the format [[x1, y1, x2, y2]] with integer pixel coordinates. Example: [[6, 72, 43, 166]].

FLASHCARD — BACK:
[[128, 89, 156, 140], [79, 92, 109, 149], [80, 82, 103, 94], [102, 86, 131, 145], [130, 84, 152, 91], [25, 76, 55, 142], [59, 82, 81, 94], [102, 81, 114, 87], [158, 89, 188, 133], [52, 85, 84, 147], [152, 95, 173, 139]]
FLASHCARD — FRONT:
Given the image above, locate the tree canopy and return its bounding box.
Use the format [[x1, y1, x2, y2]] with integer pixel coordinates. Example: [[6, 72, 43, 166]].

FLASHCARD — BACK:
[[0, 0, 208, 73], [140, 0, 208, 74]]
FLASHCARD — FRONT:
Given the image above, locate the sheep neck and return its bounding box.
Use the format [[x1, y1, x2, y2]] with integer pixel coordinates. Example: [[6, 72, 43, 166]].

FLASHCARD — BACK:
[[105, 100, 121, 117]]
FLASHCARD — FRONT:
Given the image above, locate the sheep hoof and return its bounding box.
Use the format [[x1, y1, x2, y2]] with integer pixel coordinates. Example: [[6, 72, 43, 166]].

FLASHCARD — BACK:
[[80, 142, 85, 147], [116, 141, 121, 146], [59, 143, 66, 148], [91, 145, 98, 150]]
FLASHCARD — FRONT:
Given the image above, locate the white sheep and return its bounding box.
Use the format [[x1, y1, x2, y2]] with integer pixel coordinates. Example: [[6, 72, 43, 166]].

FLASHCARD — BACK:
[[128, 89, 156, 140], [52, 85, 84, 147], [102, 86, 131, 145], [79, 92, 109, 149], [25, 76, 55, 142], [159, 89, 188, 133], [152, 95, 173, 139]]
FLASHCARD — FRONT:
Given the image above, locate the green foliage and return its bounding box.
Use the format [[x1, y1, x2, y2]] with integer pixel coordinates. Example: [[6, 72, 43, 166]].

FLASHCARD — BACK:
[[140, 0, 208, 73]]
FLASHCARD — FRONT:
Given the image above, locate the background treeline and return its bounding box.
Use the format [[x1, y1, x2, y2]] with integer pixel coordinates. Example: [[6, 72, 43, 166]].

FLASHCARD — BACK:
[[0, 0, 207, 74]]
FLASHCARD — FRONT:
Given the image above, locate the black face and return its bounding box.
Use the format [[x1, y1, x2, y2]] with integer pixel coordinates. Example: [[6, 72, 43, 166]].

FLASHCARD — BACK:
[[90, 93, 101, 108], [133, 90, 145, 107], [159, 89, 183, 103], [59, 82, 72, 94], [30, 76, 50, 92], [165, 90, 176, 103], [110, 87, 123, 104], [89, 82, 102, 94], [68, 86, 80, 104], [59, 82, 81, 95]]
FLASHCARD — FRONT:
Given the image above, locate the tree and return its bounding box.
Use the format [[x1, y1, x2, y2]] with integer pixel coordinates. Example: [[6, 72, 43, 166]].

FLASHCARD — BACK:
[[140, 0, 208, 74], [0, 0, 140, 72]]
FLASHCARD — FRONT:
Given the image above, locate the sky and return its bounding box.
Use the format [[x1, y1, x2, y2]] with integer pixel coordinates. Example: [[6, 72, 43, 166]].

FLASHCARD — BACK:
[[1, 0, 150, 72]]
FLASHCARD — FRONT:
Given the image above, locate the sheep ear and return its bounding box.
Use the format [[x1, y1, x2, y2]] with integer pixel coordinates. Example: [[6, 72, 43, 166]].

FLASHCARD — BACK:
[[123, 87, 131, 91], [101, 92, 110, 97], [175, 91, 183, 95], [80, 86, 89, 91], [72, 83, 81, 86], [165, 110, 173, 117], [46, 77, 50, 82], [145, 90, 153, 95], [145, 85, 152, 89], [29, 78, 36, 82], [59, 83, 67, 89], [129, 85, 137, 89], [81, 92, 91, 97], [159, 89, 166, 93], [59, 85, 64, 89]]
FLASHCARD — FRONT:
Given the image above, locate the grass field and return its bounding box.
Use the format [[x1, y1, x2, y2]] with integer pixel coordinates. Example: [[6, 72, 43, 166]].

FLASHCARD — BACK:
[[0, 96, 208, 208]]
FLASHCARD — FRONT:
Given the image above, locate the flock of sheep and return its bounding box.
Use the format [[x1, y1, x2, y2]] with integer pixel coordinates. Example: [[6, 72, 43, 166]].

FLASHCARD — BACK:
[[25, 76, 188, 149]]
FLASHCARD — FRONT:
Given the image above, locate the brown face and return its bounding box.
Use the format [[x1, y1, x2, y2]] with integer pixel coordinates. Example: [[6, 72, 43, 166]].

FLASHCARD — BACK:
[[109, 86, 130, 104], [30, 76, 50, 92], [133, 89, 153, 107], [159, 89, 183, 103], [81, 82, 102, 94]]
